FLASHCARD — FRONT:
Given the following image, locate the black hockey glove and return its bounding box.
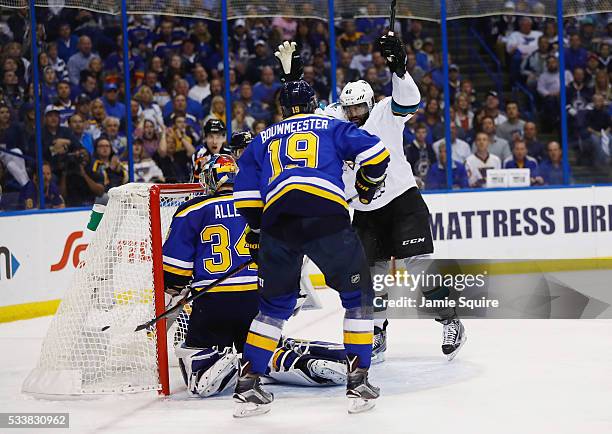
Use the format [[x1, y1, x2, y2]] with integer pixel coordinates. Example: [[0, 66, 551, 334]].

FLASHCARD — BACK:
[[244, 227, 260, 265], [355, 167, 386, 205], [379, 34, 406, 78]]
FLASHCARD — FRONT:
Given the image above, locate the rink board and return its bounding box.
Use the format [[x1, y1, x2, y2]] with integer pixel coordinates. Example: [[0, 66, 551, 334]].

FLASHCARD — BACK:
[[1, 185, 612, 322]]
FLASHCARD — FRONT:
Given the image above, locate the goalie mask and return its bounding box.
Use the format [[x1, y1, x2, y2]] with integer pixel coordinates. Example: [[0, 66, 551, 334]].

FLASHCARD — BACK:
[[339, 80, 375, 127], [200, 154, 238, 194]]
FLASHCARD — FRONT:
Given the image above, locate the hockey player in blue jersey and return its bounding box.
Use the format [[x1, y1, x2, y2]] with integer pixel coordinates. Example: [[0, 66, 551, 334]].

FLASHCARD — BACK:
[[163, 154, 348, 398], [232, 80, 390, 417]]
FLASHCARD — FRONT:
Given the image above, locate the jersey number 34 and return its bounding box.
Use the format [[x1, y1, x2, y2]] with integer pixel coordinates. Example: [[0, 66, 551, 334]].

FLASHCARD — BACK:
[[268, 132, 319, 183], [200, 224, 255, 273]]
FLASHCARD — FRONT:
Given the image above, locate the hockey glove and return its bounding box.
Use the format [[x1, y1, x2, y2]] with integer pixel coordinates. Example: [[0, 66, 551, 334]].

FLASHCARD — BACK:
[[244, 227, 260, 265], [355, 167, 386, 205], [379, 34, 406, 78], [275, 41, 304, 83]]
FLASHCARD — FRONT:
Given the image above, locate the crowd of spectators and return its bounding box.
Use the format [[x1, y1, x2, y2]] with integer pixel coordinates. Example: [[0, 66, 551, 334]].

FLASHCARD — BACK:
[[0, 7, 610, 211]]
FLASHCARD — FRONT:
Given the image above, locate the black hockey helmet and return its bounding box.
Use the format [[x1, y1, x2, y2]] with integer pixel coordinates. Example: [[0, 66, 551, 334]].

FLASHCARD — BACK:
[[279, 80, 317, 118], [203, 118, 226, 137], [229, 131, 253, 152]]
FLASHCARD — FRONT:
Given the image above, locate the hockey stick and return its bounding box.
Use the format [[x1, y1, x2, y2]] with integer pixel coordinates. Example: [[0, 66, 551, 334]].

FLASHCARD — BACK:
[[388, 0, 397, 36], [133, 260, 254, 332]]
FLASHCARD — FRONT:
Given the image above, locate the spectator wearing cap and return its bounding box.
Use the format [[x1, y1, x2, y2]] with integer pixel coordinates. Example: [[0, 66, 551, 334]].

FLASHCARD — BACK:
[[523, 121, 545, 162], [253, 66, 281, 109], [41, 106, 79, 174], [351, 36, 373, 76], [476, 116, 512, 162], [19, 161, 65, 209], [426, 139, 469, 190], [484, 91, 508, 126], [465, 131, 502, 188], [503, 139, 541, 184], [41, 66, 58, 107], [188, 64, 211, 105], [49, 80, 75, 126], [56, 22, 79, 63], [67, 36, 100, 86], [537, 56, 573, 131], [448, 64, 461, 104], [102, 83, 126, 121], [432, 123, 471, 164], [246, 40, 277, 84], [231, 19, 255, 61], [163, 79, 204, 121], [46, 42, 69, 82], [497, 100, 525, 143], [338, 51, 361, 83], [565, 34, 589, 72], [68, 113, 94, 155], [521, 36, 550, 89], [337, 19, 364, 52], [537, 141, 568, 185]]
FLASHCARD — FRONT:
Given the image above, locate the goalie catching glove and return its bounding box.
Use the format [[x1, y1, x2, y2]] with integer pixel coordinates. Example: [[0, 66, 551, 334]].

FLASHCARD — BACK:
[[274, 41, 303, 83], [355, 167, 386, 205], [379, 34, 406, 78]]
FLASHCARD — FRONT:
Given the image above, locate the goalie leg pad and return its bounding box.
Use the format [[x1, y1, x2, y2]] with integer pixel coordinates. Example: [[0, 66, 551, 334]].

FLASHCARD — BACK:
[[267, 349, 346, 386], [175, 344, 239, 397]]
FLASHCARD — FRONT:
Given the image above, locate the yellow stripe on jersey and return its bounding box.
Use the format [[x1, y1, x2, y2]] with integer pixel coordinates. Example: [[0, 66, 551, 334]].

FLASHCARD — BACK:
[[162, 264, 193, 276], [361, 148, 390, 166], [272, 348, 285, 369], [175, 196, 233, 218], [264, 183, 348, 212], [193, 283, 258, 293], [343, 331, 374, 345], [234, 199, 264, 208], [246, 332, 279, 352]]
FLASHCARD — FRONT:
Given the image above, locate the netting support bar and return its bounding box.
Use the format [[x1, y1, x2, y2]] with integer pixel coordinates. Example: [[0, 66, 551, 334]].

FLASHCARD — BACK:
[[556, 0, 570, 185], [222, 0, 232, 138], [29, 1, 45, 208], [328, 0, 338, 103], [121, 0, 134, 181], [440, 0, 453, 189], [149, 185, 170, 396]]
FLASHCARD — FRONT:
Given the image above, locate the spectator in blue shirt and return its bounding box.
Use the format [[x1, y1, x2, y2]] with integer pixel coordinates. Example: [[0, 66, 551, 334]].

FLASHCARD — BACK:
[[503, 139, 543, 185], [564, 34, 588, 72], [252, 66, 281, 109], [538, 141, 569, 185], [162, 79, 204, 121], [237, 82, 269, 122], [426, 140, 469, 190], [102, 83, 126, 120], [19, 161, 65, 209], [56, 22, 79, 63]]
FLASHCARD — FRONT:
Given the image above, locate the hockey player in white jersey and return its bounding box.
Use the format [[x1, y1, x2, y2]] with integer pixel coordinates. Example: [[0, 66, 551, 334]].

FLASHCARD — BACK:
[[275, 36, 467, 362]]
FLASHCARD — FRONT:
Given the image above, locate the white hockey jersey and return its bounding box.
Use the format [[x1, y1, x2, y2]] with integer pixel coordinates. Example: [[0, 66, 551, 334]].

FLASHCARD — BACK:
[[318, 73, 421, 211]]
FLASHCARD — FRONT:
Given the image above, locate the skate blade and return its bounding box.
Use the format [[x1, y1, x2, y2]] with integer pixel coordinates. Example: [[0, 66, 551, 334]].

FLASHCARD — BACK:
[[233, 401, 271, 418], [348, 397, 376, 414], [446, 334, 468, 361], [371, 351, 386, 365]]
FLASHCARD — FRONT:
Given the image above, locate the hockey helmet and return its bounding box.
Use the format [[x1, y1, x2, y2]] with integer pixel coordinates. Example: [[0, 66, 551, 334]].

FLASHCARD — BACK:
[[339, 80, 375, 126], [279, 80, 317, 118], [229, 131, 253, 159], [201, 154, 238, 194], [203, 118, 227, 137]]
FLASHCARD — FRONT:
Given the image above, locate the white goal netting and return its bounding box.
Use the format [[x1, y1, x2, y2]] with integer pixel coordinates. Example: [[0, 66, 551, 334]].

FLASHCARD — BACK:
[[22, 183, 203, 397]]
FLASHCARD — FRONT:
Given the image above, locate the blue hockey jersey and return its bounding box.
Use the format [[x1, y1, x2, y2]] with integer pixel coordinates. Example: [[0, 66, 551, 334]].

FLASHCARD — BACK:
[[162, 193, 257, 293], [233, 113, 390, 230]]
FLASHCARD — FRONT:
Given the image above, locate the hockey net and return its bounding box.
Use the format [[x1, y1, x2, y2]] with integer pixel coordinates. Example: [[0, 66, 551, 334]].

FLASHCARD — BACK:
[[22, 183, 204, 397]]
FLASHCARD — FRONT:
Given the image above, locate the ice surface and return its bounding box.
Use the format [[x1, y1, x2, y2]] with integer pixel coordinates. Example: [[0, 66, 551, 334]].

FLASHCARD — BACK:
[[1, 289, 611, 434]]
